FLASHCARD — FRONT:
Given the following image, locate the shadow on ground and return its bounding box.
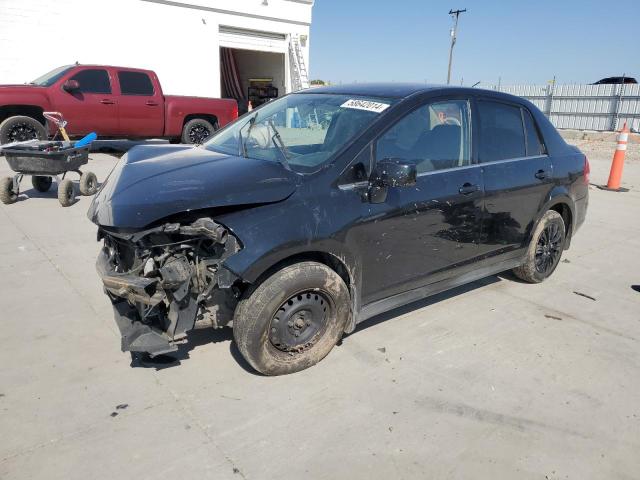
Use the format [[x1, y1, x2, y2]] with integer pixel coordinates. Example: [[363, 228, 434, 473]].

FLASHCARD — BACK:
[[133, 275, 503, 373], [348, 275, 502, 336]]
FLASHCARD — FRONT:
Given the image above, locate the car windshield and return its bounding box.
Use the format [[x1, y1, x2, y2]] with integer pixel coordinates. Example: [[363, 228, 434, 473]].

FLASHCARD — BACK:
[[204, 93, 396, 174], [30, 65, 73, 86]]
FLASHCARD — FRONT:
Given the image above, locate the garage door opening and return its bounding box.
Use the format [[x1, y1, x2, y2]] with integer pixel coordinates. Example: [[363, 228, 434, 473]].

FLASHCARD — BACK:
[[220, 47, 286, 115]]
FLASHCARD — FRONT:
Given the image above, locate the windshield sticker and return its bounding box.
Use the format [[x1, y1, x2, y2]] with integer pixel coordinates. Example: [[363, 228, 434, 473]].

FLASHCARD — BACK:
[[341, 99, 390, 113]]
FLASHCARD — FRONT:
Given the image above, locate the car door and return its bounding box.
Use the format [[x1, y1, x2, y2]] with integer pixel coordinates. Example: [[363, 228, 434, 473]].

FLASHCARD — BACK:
[[350, 98, 484, 305], [115, 70, 164, 137], [475, 98, 553, 258], [52, 67, 119, 135]]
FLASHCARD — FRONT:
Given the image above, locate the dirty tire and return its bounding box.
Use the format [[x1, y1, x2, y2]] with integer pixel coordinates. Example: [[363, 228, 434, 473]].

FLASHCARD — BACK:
[[31, 175, 52, 192], [79, 171, 98, 196], [181, 118, 216, 144], [233, 261, 350, 376], [0, 115, 46, 144], [513, 210, 565, 283], [0, 177, 17, 204], [57, 179, 76, 207]]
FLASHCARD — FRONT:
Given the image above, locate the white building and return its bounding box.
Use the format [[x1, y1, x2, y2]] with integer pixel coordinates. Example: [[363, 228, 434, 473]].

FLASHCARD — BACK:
[[0, 0, 313, 107]]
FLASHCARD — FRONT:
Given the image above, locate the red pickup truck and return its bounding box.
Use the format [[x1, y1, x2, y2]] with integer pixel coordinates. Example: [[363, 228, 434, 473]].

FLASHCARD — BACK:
[[0, 64, 238, 145]]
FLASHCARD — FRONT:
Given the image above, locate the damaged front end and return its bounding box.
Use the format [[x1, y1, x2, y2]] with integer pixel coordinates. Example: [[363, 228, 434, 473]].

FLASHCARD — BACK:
[[97, 217, 241, 356]]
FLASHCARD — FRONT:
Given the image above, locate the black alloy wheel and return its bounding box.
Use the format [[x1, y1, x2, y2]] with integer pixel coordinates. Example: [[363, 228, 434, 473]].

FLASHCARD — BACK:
[[535, 222, 563, 275], [188, 124, 211, 144], [8, 122, 39, 142], [512, 209, 566, 283], [269, 291, 331, 353]]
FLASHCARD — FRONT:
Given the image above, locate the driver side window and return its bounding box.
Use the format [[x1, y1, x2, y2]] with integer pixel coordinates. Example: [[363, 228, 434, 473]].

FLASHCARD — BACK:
[[375, 100, 471, 173]]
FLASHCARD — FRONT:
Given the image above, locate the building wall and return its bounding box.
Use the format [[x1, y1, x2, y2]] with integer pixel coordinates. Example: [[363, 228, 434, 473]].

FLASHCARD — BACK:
[[0, 0, 312, 97]]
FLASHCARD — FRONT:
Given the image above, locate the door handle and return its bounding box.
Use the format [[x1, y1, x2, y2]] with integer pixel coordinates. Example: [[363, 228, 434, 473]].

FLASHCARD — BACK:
[[458, 183, 479, 195], [535, 169, 548, 180], [100, 99, 115, 105], [145, 101, 159, 106]]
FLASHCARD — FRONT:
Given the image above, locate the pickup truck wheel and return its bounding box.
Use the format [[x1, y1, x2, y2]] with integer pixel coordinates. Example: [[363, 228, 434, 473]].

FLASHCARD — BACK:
[[233, 261, 350, 376], [182, 118, 216, 144], [57, 179, 76, 207], [512, 210, 565, 283], [31, 176, 52, 192], [0, 116, 46, 144], [0, 177, 18, 204]]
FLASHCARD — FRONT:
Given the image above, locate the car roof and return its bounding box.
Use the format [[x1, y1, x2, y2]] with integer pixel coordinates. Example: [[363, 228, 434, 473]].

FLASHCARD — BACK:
[[300, 83, 447, 98], [298, 83, 526, 104]]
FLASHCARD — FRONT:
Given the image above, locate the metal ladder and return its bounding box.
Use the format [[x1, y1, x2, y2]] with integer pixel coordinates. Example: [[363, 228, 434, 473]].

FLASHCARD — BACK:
[[289, 34, 309, 92]]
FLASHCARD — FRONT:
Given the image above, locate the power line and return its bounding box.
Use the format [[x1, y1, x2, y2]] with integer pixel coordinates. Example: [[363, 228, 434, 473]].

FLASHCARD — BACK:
[[447, 8, 466, 85]]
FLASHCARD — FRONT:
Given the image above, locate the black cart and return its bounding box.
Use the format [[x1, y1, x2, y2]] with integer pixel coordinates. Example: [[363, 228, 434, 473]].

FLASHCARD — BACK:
[[0, 140, 98, 207]]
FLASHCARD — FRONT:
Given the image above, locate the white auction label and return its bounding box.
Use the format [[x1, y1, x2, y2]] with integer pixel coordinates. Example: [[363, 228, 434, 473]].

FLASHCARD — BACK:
[[340, 99, 390, 113]]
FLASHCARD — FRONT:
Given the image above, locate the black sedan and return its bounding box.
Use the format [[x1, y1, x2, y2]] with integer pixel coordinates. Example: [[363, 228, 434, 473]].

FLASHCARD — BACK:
[[89, 83, 589, 375]]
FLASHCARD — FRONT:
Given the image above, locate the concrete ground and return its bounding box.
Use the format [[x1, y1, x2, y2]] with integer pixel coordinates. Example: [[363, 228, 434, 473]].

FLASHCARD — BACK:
[[0, 140, 639, 480]]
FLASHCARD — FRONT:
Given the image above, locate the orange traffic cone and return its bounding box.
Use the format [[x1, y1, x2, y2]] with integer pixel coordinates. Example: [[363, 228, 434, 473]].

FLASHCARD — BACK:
[[605, 122, 630, 191]]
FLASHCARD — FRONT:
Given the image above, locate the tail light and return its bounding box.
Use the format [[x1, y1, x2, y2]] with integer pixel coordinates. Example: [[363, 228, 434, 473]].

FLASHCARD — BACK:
[[583, 156, 590, 185]]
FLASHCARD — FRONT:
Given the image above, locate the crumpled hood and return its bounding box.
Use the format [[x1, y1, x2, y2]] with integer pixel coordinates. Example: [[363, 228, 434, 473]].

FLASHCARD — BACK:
[[87, 144, 298, 229]]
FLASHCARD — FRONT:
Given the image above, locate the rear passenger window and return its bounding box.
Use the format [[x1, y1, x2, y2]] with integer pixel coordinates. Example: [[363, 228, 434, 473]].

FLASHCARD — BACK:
[[376, 100, 471, 173], [70, 69, 111, 94], [118, 71, 154, 95], [477, 101, 525, 161], [522, 108, 546, 156]]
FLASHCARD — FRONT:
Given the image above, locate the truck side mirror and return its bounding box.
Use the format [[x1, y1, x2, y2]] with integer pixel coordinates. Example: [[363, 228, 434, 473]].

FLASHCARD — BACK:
[[368, 157, 417, 203], [63, 79, 80, 92]]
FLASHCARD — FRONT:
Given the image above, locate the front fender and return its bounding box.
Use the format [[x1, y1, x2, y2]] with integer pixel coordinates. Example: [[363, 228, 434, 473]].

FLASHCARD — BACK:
[[217, 194, 364, 331]]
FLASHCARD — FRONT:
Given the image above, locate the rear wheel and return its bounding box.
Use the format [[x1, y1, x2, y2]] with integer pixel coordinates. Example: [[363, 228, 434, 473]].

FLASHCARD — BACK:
[[233, 261, 350, 375], [0, 116, 46, 144], [31, 175, 52, 192], [79, 171, 98, 196], [513, 210, 566, 283], [181, 118, 217, 144], [57, 179, 76, 207], [0, 177, 17, 204]]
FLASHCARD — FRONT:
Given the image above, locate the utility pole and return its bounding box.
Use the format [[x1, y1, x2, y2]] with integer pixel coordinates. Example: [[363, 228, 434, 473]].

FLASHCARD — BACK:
[[447, 8, 466, 85]]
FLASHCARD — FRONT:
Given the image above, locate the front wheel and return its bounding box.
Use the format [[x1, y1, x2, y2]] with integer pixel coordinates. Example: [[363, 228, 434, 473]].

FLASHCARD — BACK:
[[233, 262, 350, 375], [513, 210, 566, 283], [0, 177, 18, 204], [0, 116, 46, 144], [57, 179, 76, 207]]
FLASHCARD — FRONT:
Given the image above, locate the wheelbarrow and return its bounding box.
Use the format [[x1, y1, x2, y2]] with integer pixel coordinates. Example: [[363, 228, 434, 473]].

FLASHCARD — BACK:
[[0, 112, 98, 207]]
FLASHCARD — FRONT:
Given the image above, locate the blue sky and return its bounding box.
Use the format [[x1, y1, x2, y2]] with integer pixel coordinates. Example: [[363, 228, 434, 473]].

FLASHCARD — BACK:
[[309, 0, 639, 86]]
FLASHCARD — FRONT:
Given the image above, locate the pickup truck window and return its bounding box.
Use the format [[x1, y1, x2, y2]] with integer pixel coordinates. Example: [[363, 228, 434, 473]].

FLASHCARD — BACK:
[[70, 69, 112, 94], [118, 71, 154, 96]]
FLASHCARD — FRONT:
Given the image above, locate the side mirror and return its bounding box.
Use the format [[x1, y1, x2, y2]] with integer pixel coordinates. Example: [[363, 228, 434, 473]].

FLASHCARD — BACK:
[[62, 79, 80, 92], [368, 158, 417, 203]]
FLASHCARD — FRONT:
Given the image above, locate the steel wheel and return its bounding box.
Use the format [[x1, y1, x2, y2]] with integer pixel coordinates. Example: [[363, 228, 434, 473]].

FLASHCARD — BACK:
[[233, 261, 350, 375], [534, 222, 563, 274], [269, 291, 331, 353]]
